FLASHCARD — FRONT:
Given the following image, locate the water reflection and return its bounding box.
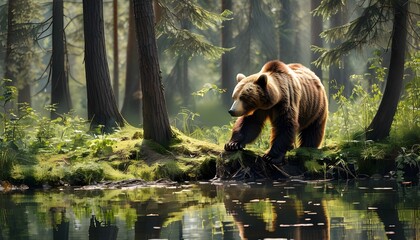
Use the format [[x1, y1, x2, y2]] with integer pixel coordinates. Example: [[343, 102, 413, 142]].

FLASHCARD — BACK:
[[0, 180, 418, 240], [89, 215, 118, 240], [223, 183, 330, 239], [50, 207, 69, 240]]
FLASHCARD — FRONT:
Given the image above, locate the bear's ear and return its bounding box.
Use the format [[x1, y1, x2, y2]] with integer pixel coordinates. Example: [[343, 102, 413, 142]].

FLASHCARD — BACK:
[[255, 74, 267, 87], [236, 73, 246, 82]]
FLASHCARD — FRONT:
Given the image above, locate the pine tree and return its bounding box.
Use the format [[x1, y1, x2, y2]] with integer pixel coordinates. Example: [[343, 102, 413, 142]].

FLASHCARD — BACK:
[[51, 0, 72, 119], [156, 0, 231, 60], [3, 0, 38, 110], [83, 0, 125, 133], [132, 0, 172, 147], [313, 0, 417, 141]]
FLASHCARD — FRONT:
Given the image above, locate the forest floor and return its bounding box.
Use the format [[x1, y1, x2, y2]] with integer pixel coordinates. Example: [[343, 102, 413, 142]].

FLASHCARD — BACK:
[[1, 126, 419, 190]]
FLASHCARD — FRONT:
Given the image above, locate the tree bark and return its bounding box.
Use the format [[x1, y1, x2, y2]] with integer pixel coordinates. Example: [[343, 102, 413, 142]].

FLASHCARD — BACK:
[[4, 0, 34, 110], [113, 0, 119, 107], [83, 0, 125, 133], [179, 20, 191, 110], [51, 0, 72, 119], [232, 2, 252, 74], [132, 0, 172, 147], [121, 0, 142, 126], [221, 0, 234, 107], [366, 0, 408, 140], [250, 0, 277, 61], [278, 0, 294, 62]]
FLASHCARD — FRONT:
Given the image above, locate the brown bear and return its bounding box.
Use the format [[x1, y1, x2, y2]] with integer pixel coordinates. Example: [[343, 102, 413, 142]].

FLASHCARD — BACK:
[[224, 60, 328, 164]]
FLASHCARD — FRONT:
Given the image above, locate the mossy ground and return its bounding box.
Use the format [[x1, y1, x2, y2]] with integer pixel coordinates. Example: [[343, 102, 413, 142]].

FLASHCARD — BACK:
[[3, 125, 418, 188], [6, 127, 222, 187]]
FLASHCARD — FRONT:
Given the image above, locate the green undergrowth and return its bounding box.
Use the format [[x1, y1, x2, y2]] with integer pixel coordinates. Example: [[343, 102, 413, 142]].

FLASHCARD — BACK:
[[3, 126, 221, 187]]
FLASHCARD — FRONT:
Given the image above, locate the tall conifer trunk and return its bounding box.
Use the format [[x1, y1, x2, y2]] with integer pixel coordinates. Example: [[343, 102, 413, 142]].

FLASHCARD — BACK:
[[132, 0, 172, 147], [278, 0, 294, 62], [83, 0, 124, 133], [121, 1, 142, 126], [112, 0, 119, 106], [366, 0, 408, 140], [51, 0, 72, 119], [4, 0, 34, 111]]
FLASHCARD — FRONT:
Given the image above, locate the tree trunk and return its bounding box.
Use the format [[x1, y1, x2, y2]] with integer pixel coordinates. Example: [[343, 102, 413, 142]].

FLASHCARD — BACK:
[[132, 0, 172, 147], [83, 0, 125, 133], [113, 0, 119, 107], [310, 0, 323, 80], [121, 0, 142, 126], [278, 0, 294, 62], [179, 20, 191, 110], [4, 0, 34, 111], [366, 0, 408, 141], [51, 0, 72, 119], [221, 0, 234, 107], [17, 84, 31, 107], [250, 0, 277, 62], [232, 2, 252, 74], [3, 0, 16, 112]]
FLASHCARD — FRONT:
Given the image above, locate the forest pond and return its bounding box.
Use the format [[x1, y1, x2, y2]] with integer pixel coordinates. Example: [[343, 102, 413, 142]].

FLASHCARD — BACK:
[[0, 180, 418, 240]]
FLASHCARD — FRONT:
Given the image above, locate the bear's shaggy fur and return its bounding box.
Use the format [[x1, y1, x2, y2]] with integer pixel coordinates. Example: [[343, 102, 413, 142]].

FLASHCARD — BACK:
[[225, 60, 328, 164]]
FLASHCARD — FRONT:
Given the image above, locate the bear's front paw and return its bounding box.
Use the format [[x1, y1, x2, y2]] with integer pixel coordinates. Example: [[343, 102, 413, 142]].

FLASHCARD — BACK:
[[262, 153, 285, 165], [224, 142, 245, 151]]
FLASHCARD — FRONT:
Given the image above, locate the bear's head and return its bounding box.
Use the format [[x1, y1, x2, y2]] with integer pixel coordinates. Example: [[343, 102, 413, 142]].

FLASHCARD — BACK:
[[228, 73, 280, 117]]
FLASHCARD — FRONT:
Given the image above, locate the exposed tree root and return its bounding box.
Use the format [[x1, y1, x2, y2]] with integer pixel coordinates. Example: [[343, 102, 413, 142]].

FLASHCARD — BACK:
[[215, 150, 305, 181]]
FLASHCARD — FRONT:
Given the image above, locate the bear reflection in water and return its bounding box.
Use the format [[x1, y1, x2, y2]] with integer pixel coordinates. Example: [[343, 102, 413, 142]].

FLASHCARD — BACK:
[[223, 184, 330, 240]]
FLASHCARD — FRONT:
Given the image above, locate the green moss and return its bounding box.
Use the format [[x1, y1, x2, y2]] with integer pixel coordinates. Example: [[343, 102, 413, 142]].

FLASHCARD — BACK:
[[100, 162, 134, 180], [142, 139, 170, 155], [155, 160, 185, 181], [65, 161, 104, 185], [33, 161, 66, 184], [126, 162, 156, 181]]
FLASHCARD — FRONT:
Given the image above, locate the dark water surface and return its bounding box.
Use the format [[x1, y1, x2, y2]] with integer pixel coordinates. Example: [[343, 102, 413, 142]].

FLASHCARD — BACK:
[[0, 179, 418, 240]]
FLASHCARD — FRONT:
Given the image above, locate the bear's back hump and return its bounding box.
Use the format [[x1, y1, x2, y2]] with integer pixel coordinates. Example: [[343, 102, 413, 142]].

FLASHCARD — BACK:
[[288, 63, 323, 88]]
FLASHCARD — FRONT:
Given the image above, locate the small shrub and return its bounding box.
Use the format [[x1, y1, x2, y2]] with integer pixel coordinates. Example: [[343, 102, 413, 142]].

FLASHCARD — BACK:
[[395, 146, 420, 181], [88, 136, 117, 158]]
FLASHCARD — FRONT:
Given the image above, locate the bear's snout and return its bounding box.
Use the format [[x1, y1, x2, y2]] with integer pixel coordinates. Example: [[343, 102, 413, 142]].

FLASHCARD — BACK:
[[228, 100, 244, 117], [228, 109, 237, 116]]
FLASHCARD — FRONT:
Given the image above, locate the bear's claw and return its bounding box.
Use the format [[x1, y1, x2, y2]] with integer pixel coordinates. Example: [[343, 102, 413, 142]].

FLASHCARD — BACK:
[[224, 142, 244, 151]]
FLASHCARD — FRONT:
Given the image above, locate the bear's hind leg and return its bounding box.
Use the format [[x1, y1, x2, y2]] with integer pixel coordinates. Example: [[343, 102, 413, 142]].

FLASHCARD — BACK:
[[263, 115, 297, 165], [299, 114, 327, 148]]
